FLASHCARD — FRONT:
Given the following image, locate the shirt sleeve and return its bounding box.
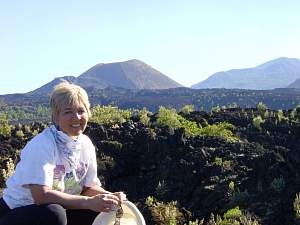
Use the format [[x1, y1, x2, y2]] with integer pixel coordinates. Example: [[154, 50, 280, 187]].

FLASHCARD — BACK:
[[17, 133, 56, 188], [83, 138, 101, 187]]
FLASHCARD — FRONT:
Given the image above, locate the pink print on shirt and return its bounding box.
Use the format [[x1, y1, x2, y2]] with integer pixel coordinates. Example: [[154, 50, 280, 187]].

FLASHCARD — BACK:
[[52, 162, 88, 194]]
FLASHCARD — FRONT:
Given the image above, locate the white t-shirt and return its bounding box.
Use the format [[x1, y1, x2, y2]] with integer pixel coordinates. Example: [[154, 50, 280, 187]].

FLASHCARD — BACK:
[[3, 127, 101, 209]]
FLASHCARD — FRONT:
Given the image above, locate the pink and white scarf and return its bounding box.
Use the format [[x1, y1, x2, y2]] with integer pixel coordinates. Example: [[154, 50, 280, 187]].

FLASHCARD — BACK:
[[50, 125, 81, 171]]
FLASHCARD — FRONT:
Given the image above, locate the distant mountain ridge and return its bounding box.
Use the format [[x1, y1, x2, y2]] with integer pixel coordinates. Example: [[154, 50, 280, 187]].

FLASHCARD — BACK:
[[191, 57, 300, 90], [30, 59, 183, 95], [287, 78, 300, 88]]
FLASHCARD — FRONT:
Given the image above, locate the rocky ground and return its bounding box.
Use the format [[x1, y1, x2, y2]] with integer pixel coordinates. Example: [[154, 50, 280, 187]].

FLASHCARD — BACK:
[[1, 108, 300, 224]]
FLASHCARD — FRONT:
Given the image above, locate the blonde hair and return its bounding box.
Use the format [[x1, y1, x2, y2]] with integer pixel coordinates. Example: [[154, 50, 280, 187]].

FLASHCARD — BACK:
[[50, 81, 91, 123]]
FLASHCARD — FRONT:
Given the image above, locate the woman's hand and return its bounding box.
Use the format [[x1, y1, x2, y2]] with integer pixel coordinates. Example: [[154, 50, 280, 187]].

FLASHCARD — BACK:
[[87, 193, 121, 212], [112, 191, 127, 203]]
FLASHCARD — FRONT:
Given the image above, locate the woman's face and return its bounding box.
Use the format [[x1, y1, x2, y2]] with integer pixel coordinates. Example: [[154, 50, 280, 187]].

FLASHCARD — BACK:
[[56, 103, 88, 139]]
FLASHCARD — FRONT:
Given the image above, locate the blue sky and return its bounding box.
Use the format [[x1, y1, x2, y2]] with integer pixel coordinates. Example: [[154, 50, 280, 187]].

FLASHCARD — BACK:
[[1, 0, 300, 94]]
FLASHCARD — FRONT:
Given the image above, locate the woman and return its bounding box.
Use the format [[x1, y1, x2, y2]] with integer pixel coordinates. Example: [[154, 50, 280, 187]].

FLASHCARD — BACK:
[[0, 81, 125, 225]]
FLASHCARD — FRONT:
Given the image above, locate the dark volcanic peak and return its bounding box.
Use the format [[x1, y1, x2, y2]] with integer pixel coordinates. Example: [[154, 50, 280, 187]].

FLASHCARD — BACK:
[[28, 76, 77, 95], [79, 59, 183, 89], [27, 59, 183, 96], [192, 57, 300, 90]]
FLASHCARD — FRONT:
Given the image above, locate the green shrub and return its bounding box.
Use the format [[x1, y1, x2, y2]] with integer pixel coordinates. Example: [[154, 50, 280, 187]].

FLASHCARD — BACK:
[[156, 180, 168, 199], [32, 129, 39, 136], [294, 193, 300, 219], [184, 219, 203, 225], [179, 105, 195, 115], [145, 196, 155, 207], [222, 160, 232, 171], [24, 125, 31, 134], [156, 106, 182, 129], [156, 107, 238, 141], [0, 158, 15, 187], [178, 117, 202, 137], [290, 105, 300, 122], [90, 105, 132, 125], [227, 102, 239, 109], [276, 109, 288, 124], [257, 102, 267, 117], [214, 157, 223, 166], [150, 200, 181, 225], [270, 176, 285, 193], [0, 113, 11, 136], [203, 208, 260, 225], [197, 122, 238, 142], [239, 212, 261, 225], [228, 181, 235, 193], [253, 116, 264, 131], [211, 105, 221, 113], [137, 107, 152, 126], [223, 206, 242, 219], [16, 130, 25, 138]]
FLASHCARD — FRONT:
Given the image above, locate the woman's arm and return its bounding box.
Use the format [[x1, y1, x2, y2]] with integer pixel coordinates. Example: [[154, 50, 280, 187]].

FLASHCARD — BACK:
[[29, 184, 120, 212], [81, 185, 126, 203], [81, 185, 111, 196]]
